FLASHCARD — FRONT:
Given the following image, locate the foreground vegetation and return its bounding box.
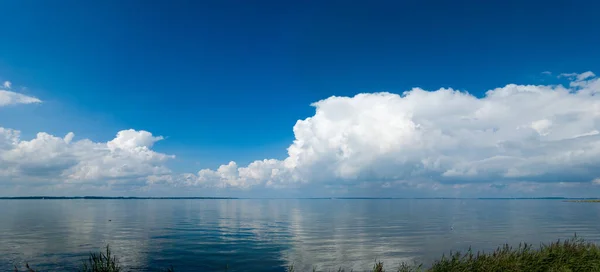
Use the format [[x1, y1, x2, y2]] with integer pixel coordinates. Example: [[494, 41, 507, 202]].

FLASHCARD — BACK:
[[14, 236, 600, 271]]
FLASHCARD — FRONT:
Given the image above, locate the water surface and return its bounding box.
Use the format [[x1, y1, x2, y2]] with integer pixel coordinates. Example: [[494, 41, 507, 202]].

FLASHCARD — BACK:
[[1, 199, 599, 271]]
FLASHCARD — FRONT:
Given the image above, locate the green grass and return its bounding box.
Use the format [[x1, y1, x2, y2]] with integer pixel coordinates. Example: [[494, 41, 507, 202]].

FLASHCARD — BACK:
[[13, 236, 600, 272], [79, 245, 120, 272], [13, 246, 174, 272], [418, 235, 600, 272]]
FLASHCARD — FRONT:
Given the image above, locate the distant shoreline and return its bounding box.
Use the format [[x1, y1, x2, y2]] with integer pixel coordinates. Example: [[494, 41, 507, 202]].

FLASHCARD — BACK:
[[564, 199, 600, 203], [0, 196, 596, 200], [0, 196, 238, 200]]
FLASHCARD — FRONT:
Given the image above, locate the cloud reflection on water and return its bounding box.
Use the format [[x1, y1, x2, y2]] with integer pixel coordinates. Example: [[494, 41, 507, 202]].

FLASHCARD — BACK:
[[2, 199, 600, 271]]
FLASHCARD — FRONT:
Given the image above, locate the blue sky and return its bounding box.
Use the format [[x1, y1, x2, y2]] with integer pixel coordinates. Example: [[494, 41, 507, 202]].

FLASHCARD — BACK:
[[2, 0, 600, 197]]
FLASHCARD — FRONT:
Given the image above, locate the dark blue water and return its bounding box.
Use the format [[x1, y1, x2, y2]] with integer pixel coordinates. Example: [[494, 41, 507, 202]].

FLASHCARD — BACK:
[[1, 199, 600, 271]]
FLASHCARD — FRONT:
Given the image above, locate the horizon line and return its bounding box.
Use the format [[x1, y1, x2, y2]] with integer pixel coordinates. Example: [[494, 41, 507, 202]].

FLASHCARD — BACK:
[[0, 196, 597, 200]]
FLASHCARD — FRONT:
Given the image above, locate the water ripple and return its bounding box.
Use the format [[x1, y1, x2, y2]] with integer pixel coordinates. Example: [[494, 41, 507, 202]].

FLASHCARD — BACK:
[[2, 199, 600, 271]]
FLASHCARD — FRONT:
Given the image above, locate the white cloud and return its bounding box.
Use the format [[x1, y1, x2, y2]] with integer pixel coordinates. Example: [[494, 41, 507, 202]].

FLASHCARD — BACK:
[[0, 128, 173, 187], [577, 71, 596, 81], [169, 71, 600, 190], [107, 129, 164, 151], [560, 71, 597, 85], [4, 71, 600, 196], [559, 72, 579, 78], [0, 90, 42, 106], [0, 79, 41, 106], [182, 159, 294, 189]]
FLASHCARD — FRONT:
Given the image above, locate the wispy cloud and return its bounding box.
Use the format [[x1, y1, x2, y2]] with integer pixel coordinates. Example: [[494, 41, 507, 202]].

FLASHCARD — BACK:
[[559, 71, 596, 81], [0, 90, 42, 106], [558, 72, 578, 78], [0, 79, 41, 106]]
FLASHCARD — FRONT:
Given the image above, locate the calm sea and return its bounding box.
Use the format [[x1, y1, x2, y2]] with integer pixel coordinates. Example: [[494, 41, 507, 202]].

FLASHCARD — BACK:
[[1, 199, 599, 271]]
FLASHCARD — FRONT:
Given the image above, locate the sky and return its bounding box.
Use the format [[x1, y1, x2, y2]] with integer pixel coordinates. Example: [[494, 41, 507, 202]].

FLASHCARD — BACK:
[[1, 0, 600, 197]]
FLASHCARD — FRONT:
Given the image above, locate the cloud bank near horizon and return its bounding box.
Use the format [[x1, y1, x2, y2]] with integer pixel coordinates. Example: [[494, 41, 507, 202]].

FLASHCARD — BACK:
[[2, 72, 600, 195], [0, 128, 173, 186]]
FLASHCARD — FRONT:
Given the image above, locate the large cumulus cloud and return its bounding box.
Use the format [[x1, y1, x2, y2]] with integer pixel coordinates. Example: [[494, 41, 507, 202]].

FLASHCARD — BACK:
[[4, 72, 600, 194], [0, 128, 173, 186], [174, 71, 600, 189], [0, 78, 173, 190]]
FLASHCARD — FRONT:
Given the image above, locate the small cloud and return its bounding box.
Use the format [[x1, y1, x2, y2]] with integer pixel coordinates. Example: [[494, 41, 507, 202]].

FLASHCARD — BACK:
[[558, 71, 598, 88], [557, 71, 595, 81], [2, 81, 11, 89], [541, 71, 552, 76], [0, 90, 42, 106], [558, 72, 579, 79], [576, 71, 596, 81], [592, 178, 600, 185]]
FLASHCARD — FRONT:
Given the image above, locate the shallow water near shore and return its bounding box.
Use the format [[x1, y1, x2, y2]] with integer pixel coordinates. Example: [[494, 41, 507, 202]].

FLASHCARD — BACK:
[[1, 199, 600, 271]]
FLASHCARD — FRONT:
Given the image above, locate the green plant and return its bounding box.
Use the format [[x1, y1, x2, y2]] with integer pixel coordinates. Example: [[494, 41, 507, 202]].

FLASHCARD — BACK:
[[372, 260, 384, 272], [13, 235, 600, 272], [79, 245, 121, 272], [397, 262, 423, 272], [426, 235, 600, 272]]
